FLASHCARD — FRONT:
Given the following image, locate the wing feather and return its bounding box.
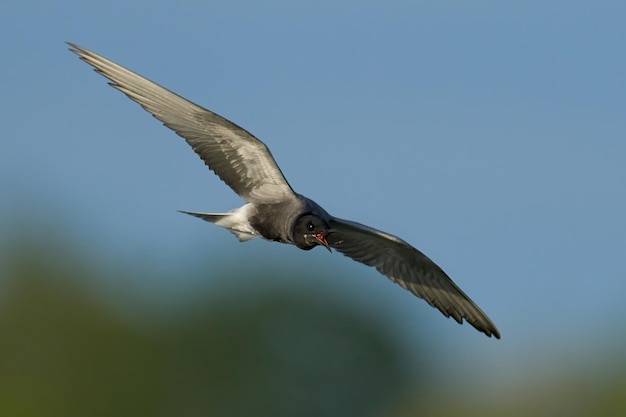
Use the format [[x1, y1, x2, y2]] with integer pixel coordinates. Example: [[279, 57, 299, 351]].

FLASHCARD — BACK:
[[328, 217, 500, 338], [68, 42, 296, 204]]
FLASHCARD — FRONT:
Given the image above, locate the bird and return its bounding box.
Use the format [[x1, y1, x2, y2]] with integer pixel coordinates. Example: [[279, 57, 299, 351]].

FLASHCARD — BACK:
[[67, 42, 500, 339]]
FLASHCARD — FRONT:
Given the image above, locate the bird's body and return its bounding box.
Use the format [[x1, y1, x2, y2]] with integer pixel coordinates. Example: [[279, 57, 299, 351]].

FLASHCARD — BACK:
[[184, 194, 330, 246], [68, 42, 500, 339]]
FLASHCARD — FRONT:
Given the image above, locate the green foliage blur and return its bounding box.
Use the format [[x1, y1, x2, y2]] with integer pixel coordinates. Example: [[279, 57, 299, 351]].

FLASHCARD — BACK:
[[0, 231, 420, 417], [1, 227, 625, 417]]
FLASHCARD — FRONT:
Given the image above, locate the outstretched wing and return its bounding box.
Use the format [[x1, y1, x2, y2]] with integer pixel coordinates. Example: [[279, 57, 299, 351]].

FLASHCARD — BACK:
[[328, 217, 500, 338], [68, 42, 296, 204]]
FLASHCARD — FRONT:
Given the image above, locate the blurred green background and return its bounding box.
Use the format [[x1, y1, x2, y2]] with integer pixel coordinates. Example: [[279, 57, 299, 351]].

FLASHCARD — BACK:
[[1, 221, 624, 417], [1, 225, 418, 417]]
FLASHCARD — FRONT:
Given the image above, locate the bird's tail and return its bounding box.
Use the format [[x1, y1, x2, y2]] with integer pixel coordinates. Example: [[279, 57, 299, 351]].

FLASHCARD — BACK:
[[178, 210, 228, 223], [178, 209, 258, 242]]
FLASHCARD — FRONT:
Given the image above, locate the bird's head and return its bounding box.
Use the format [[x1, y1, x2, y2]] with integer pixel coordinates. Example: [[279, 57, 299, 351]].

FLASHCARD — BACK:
[[293, 214, 335, 251]]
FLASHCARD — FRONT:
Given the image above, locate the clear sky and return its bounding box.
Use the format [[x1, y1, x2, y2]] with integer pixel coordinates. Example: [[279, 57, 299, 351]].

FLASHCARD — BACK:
[[2, 0, 625, 392]]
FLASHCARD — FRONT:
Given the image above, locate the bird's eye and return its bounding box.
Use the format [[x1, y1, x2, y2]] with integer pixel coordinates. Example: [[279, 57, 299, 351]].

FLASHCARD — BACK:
[[306, 222, 315, 232]]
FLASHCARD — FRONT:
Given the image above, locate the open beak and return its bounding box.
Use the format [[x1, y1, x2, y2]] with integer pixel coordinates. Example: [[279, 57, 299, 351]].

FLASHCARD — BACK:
[[312, 230, 336, 252], [312, 229, 336, 252]]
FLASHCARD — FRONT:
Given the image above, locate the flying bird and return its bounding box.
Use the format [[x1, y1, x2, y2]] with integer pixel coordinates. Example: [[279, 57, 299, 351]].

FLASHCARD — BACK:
[[68, 42, 500, 339]]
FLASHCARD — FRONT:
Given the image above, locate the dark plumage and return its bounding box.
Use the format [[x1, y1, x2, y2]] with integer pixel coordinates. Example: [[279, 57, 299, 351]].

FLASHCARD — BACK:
[[68, 42, 500, 339]]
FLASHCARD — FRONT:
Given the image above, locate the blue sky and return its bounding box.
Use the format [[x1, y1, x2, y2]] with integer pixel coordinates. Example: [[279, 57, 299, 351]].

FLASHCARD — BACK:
[[2, 1, 625, 393]]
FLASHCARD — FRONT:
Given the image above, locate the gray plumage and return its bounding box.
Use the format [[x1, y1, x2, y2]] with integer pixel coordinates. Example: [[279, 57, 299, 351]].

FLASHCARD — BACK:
[[68, 42, 500, 339]]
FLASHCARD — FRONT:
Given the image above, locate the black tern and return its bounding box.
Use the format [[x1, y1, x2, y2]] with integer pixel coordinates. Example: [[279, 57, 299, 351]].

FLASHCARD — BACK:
[[68, 42, 500, 339]]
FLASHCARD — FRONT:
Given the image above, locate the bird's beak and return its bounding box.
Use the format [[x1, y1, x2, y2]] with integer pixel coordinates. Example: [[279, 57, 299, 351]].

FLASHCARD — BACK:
[[312, 230, 336, 252]]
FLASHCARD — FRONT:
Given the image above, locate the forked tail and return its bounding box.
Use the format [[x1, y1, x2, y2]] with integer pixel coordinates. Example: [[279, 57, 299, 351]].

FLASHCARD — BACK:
[[178, 209, 258, 242], [178, 210, 228, 223]]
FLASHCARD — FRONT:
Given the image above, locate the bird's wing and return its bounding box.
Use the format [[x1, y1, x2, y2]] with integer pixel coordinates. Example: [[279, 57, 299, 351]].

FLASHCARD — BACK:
[[67, 42, 296, 204], [328, 217, 500, 338]]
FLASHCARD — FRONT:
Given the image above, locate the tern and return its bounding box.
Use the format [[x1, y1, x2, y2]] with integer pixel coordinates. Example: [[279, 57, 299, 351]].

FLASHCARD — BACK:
[[68, 42, 500, 338]]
